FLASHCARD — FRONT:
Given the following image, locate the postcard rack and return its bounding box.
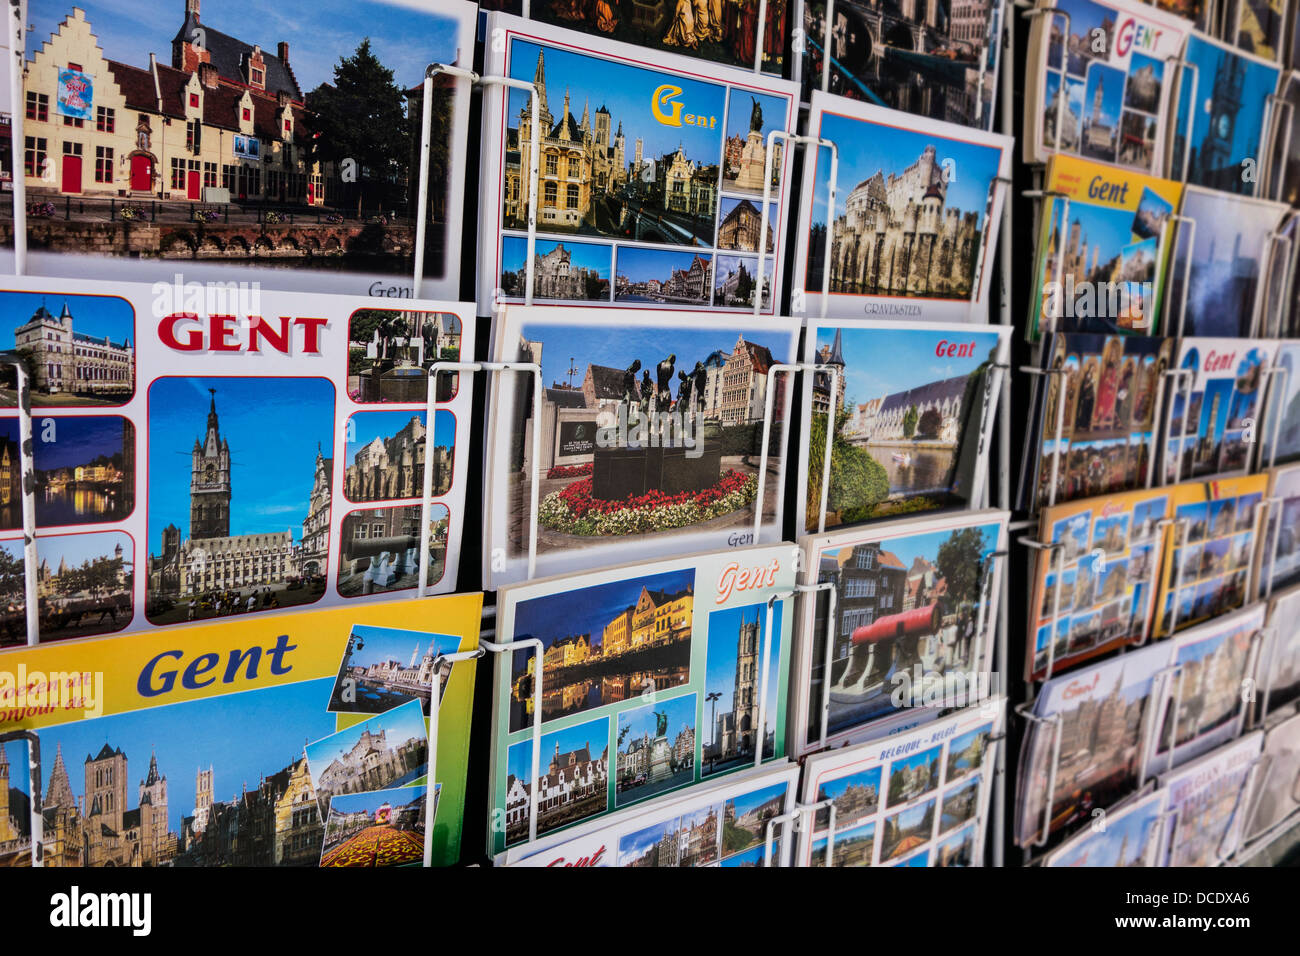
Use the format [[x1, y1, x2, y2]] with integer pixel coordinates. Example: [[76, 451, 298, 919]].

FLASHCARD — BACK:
[[0, 355, 41, 647], [756, 132, 837, 317]]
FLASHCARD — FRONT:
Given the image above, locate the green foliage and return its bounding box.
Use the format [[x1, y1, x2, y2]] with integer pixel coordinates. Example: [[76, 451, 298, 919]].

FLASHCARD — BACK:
[[917, 407, 942, 439], [807, 411, 890, 528], [936, 526, 986, 608], [902, 404, 918, 439]]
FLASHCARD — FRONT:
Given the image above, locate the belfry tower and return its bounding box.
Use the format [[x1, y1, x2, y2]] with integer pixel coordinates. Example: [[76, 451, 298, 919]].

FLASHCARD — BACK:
[[190, 389, 232, 539]]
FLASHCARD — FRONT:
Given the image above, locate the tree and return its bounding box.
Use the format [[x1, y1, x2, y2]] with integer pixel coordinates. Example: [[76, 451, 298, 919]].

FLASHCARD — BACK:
[[917, 407, 942, 439], [936, 526, 986, 609], [902, 404, 919, 439], [349, 308, 391, 348], [807, 410, 890, 528], [0, 549, 24, 603], [306, 39, 411, 212]]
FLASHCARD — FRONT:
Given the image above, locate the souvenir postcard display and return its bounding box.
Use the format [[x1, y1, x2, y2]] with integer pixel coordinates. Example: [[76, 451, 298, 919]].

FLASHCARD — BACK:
[[1026, 156, 1183, 340], [795, 702, 1006, 867], [14, 0, 477, 299], [1261, 340, 1300, 464], [486, 545, 796, 856], [1168, 31, 1282, 190], [477, 13, 800, 314], [1158, 731, 1263, 866], [793, 92, 1013, 323], [1042, 789, 1165, 866], [1025, 486, 1171, 681], [500, 762, 800, 867], [793, 510, 1009, 755], [793, 0, 1006, 132], [795, 320, 1010, 533], [1164, 189, 1290, 337], [482, 307, 799, 588], [1153, 474, 1268, 637], [1019, 332, 1174, 510], [1262, 70, 1300, 203], [1224, 0, 1289, 61], [1162, 338, 1279, 484], [1243, 710, 1300, 843], [1258, 582, 1300, 715], [1023, 0, 1189, 172], [1258, 463, 1300, 595], [492, 0, 789, 74], [0, 593, 484, 867], [0, 277, 476, 648]]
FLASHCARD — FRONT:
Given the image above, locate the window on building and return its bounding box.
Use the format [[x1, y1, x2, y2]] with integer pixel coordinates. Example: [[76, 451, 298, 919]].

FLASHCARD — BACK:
[[284, 118, 291, 132], [251, 67, 264, 86], [566, 183, 579, 209], [62, 114, 85, 128], [204, 162, 217, 188], [95, 105, 115, 133], [841, 608, 874, 636], [545, 154, 557, 176], [24, 136, 48, 178], [62, 141, 82, 158], [543, 181, 557, 206], [242, 107, 251, 121], [171, 156, 186, 190], [190, 93, 200, 108], [855, 550, 876, 570], [25, 91, 48, 122], [95, 146, 113, 183], [222, 164, 238, 191]]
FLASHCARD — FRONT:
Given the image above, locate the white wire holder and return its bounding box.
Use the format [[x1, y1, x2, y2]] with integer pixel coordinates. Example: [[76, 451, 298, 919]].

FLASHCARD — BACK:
[[1243, 491, 1269, 604], [479, 636, 546, 847], [970, 549, 1008, 695], [1264, 94, 1296, 202], [753, 0, 771, 74], [1017, 535, 1067, 681], [1255, 363, 1291, 475], [754, 362, 801, 542], [0, 729, 41, 866], [0, 353, 39, 646], [773, 797, 837, 867], [1254, 624, 1281, 721], [1163, 516, 1192, 637], [1260, 227, 1297, 338], [1162, 213, 1197, 339], [1214, 754, 1267, 864], [420, 644, 485, 866], [1168, 56, 1200, 182], [760, 807, 801, 867], [1159, 367, 1195, 487], [754, 362, 839, 539], [970, 177, 1014, 305], [1133, 517, 1177, 649], [794, 580, 839, 754], [1020, 7, 1072, 156], [975, 362, 1011, 492], [1258, 496, 1286, 602], [1149, 660, 1187, 780], [1015, 703, 1064, 848], [414, 64, 476, 299], [1022, 189, 1069, 336], [423, 360, 543, 586], [1019, 364, 1069, 512], [756, 131, 837, 318]]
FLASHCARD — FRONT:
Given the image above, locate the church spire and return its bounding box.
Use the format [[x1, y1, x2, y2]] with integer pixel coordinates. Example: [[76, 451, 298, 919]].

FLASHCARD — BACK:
[[45, 743, 77, 811], [533, 49, 548, 116]]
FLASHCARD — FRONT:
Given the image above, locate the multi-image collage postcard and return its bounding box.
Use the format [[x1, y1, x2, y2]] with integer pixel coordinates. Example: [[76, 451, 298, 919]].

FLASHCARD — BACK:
[[0, 592, 483, 868], [793, 0, 1006, 132], [793, 91, 1013, 323], [8, 0, 478, 300], [1027, 155, 1182, 341], [795, 701, 1006, 867], [1258, 462, 1300, 596], [1023, 0, 1189, 172], [1261, 340, 1300, 464], [793, 509, 1009, 755], [795, 319, 1009, 534], [486, 544, 797, 855], [477, 12, 800, 315], [1242, 708, 1300, 845], [500, 762, 800, 866], [1019, 332, 1173, 511], [483, 306, 799, 588], [0, 276, 475, 648]]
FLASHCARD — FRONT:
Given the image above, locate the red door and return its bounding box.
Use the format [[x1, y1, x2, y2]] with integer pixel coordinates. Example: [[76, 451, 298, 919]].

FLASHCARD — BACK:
[[61, 155, 81, 194], [130, 155, 152, 192], [187, 169, 200, 201]]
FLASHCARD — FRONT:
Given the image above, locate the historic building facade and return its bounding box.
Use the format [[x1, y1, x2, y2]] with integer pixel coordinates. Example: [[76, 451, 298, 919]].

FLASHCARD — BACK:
[[300, 449, 332, 578], [344, 414, 450, 502], [718, 198, 773, 253], [315, 727, 427, 801], [719, 333, 777, 426], [13, 301, 134, 398]]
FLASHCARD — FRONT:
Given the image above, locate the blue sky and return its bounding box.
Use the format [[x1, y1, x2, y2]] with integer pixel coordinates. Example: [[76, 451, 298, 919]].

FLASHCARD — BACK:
[[1058, 197, 1141, 263], [147, 376, 333, 551], [38, 677, 334, 831], [505, 713, 609, 783], [0, 530, 130, 570], [29, 0, 463, 93], [724, 87, 790, 143], [813, 819, 874, 857], [727, 780, 786, 819], [304, 698, 426, 787], [703, 601, 782, 741], [816, 765, 881, 803], [0, 291, 133, 348], [1175, 626, 1248, 667], [519, 322, 790, 396], [345, 409, 453, 462], [887, 796, 934, 831], [618, 814, 679, 861], [811, 112, 1002, 234], [1129, 52, 1166, 88], [1056, 0, 1113, 49], [511, 566, 694, 664], [817, 326, 1000, 408], [507, 38, 725, 163], [615, 247, 711, 285], [2, 739, 28, 797], [341, 624, 461, 671], [1051, 799, 1160, 866], [948, 724, 992, 770], [326, 782, 427, 818], [15, 415, 128, 470], [891, 744, 940, 781], [1084, 64, 1124, 129], [617, 692, 696, 751], [1178, 38, 1279, 174], [502, 237, 612, 278], [830, 523, 998, 577]]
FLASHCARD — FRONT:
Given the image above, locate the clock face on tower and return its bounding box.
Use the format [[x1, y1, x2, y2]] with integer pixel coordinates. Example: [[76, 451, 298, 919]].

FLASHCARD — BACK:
[[1217, 113, 1231, 139]]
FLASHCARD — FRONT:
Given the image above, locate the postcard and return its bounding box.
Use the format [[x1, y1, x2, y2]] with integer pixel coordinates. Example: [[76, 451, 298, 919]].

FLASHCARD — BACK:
[[1027, 156, 1182, 340], [795, 320, 1009, 533], [1144, 604, 1266, 780], [794, 510, 1008, 755], [326, 624, 466, 716], [0, 737, 33, 866], [483, 306, 799, 588], [500, 0, 788, 75], [1225, 0, 1288, 63], [487, 544, 797, 855], [1262, 71, 1300, 202], [1023, 0, 1189, 173], [1258, 464, 1300, 597], [1042, 789, 1165, 866], [1259, 582, 1300, 716], [1015, 641, 1169, 846], [1243, 709, 1300, 843], [793, 0, 1006, 131], [1021, 332, 1174, 510], [796, 702, 1005, 866], [1168, 32, 1281, 192], [500, 762, 800, 866], [1154, 474, 1268, 638], [1161, 339, 1280, 485], [1164, 189, 1290, 337], [0, 277, 475, 645], [1158, 731, 1263, 866], [1025, 487, 1172, 680], [793, 91, 1013, 323], [1260, 342, 1300, 465], [15, 0, 476, 299], [478, 13, 800, 314], [0, 592, 483, 867]]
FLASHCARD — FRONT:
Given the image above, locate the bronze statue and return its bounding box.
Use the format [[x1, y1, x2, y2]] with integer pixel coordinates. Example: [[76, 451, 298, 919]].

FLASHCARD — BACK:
[[676, 370, 693, 411], [640, 369, 654, 413], [622, 359, 642, 406], [654, 709, 669, 738], [690, 361, 707, 411], [749, 96, 763, 133], [656, 353, 677, 411]]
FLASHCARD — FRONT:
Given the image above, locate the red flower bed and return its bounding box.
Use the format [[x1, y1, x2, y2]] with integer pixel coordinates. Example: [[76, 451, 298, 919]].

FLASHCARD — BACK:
[[546, 463, 594, 480], [556, 469, 751, 519]]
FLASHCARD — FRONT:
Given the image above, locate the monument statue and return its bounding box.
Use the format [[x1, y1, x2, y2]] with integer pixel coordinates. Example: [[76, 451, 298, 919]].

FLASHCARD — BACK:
[[749, 96, 763, 133], [640, 369, 654, 413], [656, 353, 677, 411], [676, 370, 693, 411], [622, 359, 642, 406], [654, 709, 669, 738], [690, 361, 707, 411]]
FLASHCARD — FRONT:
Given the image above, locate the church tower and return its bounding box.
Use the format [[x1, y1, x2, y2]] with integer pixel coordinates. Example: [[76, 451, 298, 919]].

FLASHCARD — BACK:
[[139, 751, 168, 865], [0, 744, 13, 843], [733, 608, 760, 755], [190, 389, 232, 539]]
